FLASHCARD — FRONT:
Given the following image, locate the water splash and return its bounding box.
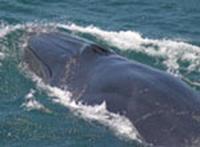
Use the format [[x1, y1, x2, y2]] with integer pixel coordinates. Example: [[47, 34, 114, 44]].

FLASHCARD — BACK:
[[59, 24, 200, 77], [1, 22, 200, 78], [24, 71, 143, 142], [21, 88, 51, 113]]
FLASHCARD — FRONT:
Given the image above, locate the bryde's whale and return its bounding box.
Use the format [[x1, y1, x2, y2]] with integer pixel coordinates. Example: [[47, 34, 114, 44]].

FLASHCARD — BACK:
[[23, 32, 200, 147]]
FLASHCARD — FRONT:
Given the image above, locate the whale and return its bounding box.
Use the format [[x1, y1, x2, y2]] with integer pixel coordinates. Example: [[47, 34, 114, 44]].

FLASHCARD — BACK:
[[23, 32, 200, 147]]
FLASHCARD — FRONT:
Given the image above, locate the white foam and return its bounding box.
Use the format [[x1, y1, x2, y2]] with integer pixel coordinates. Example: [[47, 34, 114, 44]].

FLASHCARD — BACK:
[[0, 52, 5, 60], [0, 22, 59, 39], [1, 22, 199, 76], [58, 24, 200, 76], [0, 23, 15, 63], [0, 51, 4, 58], [26, 72, 142, 142], [21, 89, 51, 113], [0, 23, 23, 38], [51, 88, 142, 141], [1, 22, 200, 75], [0, 52, 5, 66], [0, 23, 27, 62], [0, 22, 59, 64]]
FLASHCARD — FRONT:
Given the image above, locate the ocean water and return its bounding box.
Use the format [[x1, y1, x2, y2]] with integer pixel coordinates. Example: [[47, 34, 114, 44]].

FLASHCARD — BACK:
[[0, 0, 200, 147]]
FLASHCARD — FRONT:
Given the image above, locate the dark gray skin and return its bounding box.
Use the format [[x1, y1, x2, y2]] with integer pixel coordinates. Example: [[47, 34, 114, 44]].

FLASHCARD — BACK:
[[24, 32, 200, 147]]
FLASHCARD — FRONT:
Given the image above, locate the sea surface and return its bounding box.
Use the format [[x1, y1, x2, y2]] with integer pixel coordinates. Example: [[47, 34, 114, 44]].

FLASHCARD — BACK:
[[0, 0, 200, 147]]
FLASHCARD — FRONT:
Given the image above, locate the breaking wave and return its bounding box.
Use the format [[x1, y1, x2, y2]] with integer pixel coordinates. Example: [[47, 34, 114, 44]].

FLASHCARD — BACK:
[[1, 22, 200, 78], [59, 24, 200, 78]]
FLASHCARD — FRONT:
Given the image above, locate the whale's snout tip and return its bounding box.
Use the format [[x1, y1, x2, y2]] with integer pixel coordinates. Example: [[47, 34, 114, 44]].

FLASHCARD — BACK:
[[23, 32, 90, 81]]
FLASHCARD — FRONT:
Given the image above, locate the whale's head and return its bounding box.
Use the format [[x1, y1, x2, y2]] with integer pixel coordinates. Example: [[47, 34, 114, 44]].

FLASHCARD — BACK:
[[24, 32, 91, 83]]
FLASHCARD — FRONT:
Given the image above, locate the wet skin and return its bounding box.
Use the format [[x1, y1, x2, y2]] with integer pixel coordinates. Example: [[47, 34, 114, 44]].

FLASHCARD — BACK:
[[24, 32, 200, 147]]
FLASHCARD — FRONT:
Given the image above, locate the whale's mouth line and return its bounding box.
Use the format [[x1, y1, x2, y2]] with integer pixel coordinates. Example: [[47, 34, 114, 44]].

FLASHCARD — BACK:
[[27, 46, 53, 78]]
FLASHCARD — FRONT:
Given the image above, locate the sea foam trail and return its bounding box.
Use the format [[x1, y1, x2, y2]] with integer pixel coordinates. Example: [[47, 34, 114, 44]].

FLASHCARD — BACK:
[[25, 72, 142, 142], [58, 24, 200, 76]]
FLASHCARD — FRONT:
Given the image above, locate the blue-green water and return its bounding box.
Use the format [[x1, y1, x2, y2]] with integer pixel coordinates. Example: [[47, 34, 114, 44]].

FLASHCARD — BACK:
[[0, 0, 200, 147]]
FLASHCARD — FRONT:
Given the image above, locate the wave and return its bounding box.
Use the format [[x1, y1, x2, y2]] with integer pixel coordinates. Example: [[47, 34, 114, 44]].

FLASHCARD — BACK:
[[58, 24, 200, 77], [0, 22, 200, 78]]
